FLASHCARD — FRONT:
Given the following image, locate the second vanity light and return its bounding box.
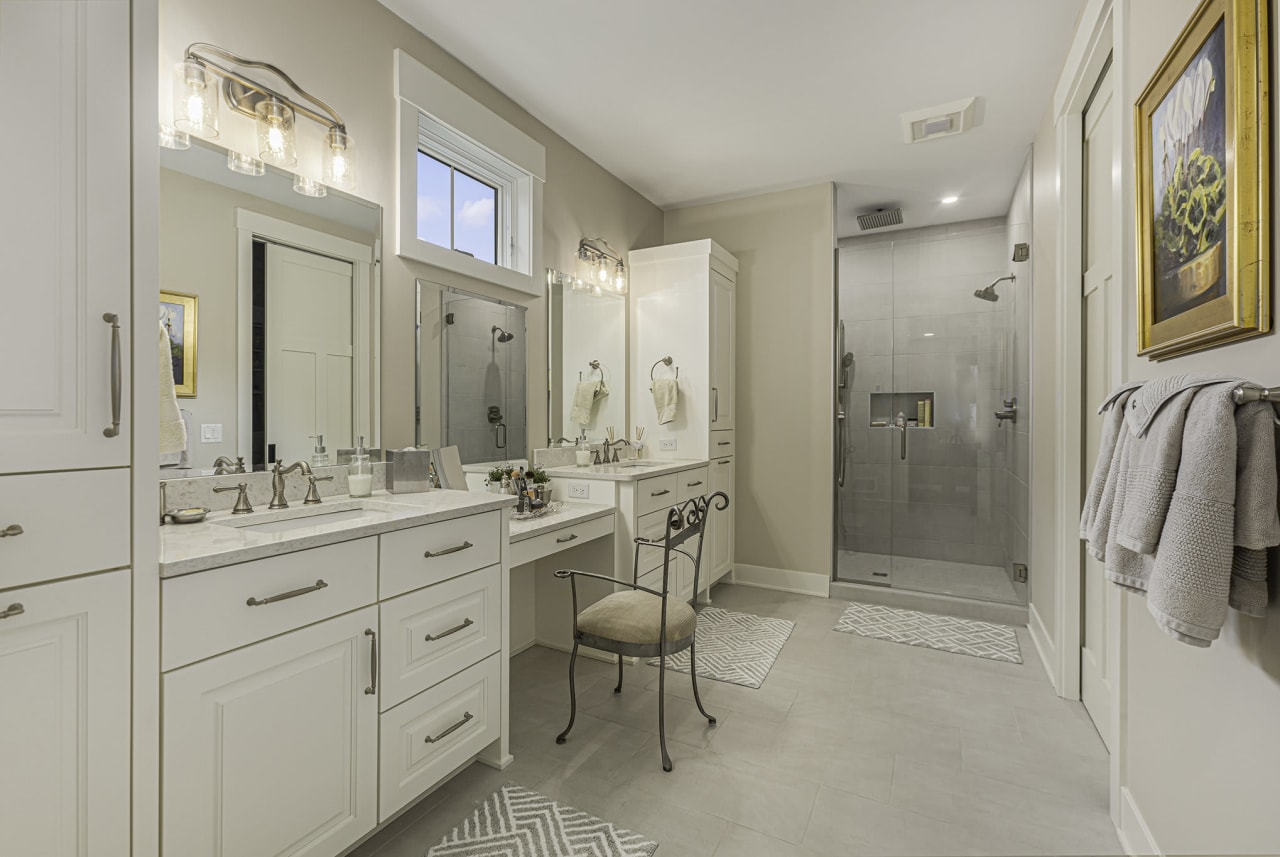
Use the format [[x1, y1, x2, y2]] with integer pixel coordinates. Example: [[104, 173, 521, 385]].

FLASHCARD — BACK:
[[164, 43, 356, 196]]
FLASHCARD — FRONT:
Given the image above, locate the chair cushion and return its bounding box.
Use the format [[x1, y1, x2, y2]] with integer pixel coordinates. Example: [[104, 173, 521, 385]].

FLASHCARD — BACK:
[[576, 590, 697, 646]]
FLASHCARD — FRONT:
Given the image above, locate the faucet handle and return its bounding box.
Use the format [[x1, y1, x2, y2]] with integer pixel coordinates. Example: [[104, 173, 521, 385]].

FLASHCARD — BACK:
[[214, 482, 255, 514], [304, 474, 334, 505]]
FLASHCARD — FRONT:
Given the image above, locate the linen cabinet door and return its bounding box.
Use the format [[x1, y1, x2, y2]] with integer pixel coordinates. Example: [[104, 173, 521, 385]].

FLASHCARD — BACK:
[[708, 457, 735, 586], [0, 571, 131, 857], [163, 607, 379, 857], [0, 0, 132, 472], [709, 270, 735, 430]]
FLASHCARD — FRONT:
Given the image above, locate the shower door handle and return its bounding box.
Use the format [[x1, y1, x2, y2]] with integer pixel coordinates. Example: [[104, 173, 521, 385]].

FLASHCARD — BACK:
[[495, 422, 507, 449], [836, 411, 847, 487], [899, 422, 907, 461]]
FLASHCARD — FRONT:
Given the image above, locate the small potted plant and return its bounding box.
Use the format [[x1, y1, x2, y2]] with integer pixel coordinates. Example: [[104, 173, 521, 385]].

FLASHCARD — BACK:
[[530, 466, 552, 504], [486, 464, 510, 494]]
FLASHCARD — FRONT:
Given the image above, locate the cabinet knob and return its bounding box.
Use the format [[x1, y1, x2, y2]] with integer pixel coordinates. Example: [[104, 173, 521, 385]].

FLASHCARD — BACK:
[[0, 524, 23, 538], [0, 603, 24, 620]]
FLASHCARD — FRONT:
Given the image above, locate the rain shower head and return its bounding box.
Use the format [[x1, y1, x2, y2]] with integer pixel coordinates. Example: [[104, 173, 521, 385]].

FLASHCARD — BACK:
[[491, 326, 516, 343], [973, 274, 1015, 302]]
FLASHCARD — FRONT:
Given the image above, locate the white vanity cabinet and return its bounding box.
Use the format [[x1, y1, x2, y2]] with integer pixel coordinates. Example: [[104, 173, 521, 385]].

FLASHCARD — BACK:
[[0, 0, 132, 474], [707, 456, 735, 586], [0, 571, 131, 857]]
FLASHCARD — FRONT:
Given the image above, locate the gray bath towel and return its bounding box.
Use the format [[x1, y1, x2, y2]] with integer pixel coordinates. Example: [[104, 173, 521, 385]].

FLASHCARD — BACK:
[[1079, 382, 1141, 547]]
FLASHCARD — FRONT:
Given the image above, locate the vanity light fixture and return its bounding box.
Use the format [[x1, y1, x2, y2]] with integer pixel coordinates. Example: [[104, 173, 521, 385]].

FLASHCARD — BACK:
[[577, 238, 627, 294], [227, 150, 266, 176], [166, 42, 356, 194]]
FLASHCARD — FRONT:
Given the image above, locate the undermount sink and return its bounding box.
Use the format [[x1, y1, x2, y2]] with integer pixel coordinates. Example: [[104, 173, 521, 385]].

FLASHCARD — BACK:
[[618, 461, 664, 468], [214, 501, 396, 534]]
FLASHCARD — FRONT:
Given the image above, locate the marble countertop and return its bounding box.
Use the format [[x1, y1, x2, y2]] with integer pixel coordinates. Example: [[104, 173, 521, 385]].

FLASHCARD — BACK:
[[160, 489, 517, 578], [509, 502, 614, 544], [541, 458, 708, 482]]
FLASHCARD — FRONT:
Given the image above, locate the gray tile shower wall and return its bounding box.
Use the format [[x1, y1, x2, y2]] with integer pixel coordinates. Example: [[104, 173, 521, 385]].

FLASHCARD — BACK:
[[444, 296, 528, 464]]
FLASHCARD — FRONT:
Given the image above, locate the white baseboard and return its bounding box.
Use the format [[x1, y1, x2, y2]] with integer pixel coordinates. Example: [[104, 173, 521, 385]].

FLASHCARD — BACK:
[[1116, 786, 1160, 856], [730, 564, 831, 598], [1027, 601, 1057, 689], [511, 639, 538, 657], [532, 637, 617, 665]]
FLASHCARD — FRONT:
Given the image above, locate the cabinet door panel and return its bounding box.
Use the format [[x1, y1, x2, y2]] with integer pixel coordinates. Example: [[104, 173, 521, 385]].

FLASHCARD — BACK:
[[0, 570, 130, 857], [710, 271, 735, 430], [163, 607, 379, 857], [708, 458, 735, 585], [0, 0, 131, 472]]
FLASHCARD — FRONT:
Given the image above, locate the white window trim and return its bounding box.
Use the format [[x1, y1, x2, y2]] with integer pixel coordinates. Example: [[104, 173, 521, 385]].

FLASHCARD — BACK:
[[394, 49, 544, 296]]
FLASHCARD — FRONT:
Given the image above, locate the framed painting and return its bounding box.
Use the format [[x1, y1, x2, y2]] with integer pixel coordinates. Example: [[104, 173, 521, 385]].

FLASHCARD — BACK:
[[160, 290, 198, 397], [1135, 0, 1270, 359]]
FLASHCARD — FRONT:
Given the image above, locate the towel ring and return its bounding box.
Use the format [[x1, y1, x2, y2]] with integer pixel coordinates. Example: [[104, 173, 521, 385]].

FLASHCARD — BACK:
[[580, 360, 603, 382], [1232, 384, 1280, 426], [649, 356, 679, 381]]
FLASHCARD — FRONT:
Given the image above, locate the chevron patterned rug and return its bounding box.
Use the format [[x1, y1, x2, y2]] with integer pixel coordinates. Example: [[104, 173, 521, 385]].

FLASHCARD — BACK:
[[427, 784, 657, 856], [833, 602, 1022, 663], [646, 606, 794, 688]]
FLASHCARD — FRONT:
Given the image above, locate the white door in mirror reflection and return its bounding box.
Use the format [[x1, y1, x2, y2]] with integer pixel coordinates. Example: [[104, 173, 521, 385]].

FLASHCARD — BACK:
[[266, 245, 354, 464]]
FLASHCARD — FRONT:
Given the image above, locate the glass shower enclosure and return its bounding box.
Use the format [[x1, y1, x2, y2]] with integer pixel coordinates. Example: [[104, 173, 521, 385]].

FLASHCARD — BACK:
[[835, 220, 1029, 605]]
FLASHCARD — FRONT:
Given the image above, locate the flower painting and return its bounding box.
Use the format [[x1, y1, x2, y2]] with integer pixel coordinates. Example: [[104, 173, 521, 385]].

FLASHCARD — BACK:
[[1135, 0, 1269, 359], [160, 290, 198, 397]]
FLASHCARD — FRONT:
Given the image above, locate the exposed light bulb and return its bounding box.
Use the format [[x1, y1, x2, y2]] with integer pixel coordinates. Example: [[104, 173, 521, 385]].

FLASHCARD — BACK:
[[255, 99, 296, 167], [185, 94, 206, 130], [596, 256, 609, 283], [266, 126, 285, 157], [323, 128, 356, 190], [614, 261, 627, 293], [172, 59, 219, 138]]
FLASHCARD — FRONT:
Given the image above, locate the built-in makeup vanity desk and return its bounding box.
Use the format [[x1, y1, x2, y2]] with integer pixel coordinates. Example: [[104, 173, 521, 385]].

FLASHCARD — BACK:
[[158, 488, 517, 857]]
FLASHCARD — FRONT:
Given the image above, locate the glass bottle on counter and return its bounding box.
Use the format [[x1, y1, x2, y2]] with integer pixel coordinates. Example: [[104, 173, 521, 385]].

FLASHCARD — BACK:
[[348, 435, 373, 497]]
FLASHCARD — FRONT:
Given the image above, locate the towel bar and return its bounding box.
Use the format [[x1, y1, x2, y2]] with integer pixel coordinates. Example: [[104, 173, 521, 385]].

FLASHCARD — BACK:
[[1232, 385, 1280, 425]]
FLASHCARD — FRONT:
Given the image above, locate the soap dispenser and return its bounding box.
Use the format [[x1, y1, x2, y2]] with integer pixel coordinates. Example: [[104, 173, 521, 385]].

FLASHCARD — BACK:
[[348, 436, 373, 498], [309, 435, 329, 468]]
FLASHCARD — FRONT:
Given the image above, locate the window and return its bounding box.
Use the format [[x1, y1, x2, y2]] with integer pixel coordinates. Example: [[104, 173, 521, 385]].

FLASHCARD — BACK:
[[395, 50, 545, 295], [416, 152, 498, 265]]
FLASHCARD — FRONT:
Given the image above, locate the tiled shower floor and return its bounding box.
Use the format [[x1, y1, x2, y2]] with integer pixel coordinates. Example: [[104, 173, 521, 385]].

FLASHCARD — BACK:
[[837, 551, 1021, 603]]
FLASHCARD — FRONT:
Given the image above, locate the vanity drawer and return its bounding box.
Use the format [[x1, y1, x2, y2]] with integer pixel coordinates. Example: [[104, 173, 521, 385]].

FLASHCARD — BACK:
[[678, 466, 710, 502], [711, 430, 736, 458], [379, 511, 500, 599], [379, 564, 501, 710], [508, 513, 614, 567], [635, 474, 679, 517], [379, 653, 501, 821], [631, 507, 674, 582], [0, 469, 130, 590], [161, 537, 377, 670]]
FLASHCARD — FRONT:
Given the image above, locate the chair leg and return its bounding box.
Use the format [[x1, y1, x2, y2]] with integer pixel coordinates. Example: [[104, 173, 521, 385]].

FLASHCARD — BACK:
[[688, 639, 717, 725], [555, 640, 580, 745], [614, 655, 623, 694], [658, 647, 672, 772]]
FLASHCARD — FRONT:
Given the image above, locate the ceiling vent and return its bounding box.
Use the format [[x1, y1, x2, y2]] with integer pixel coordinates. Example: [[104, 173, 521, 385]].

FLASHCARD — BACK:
[[901, 97, 977, 144], [856, 207, 903, 231]]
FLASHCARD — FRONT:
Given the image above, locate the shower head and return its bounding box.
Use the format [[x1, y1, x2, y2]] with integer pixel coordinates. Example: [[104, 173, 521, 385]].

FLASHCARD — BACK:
[[973, 274, 1015, 302], [491, 326, 516, 343]]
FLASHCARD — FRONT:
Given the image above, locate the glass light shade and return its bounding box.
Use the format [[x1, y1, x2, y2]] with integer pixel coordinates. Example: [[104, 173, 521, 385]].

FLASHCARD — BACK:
[[323, 128, 356, 190], [614, 261, 627, 293], [158, 124, 190, 150], [172, 60, 219, 138], [595, 255, 610, 283], [255, 99, 297, 167], [293, 175, 327, 197], [226, 150, 265, 176]]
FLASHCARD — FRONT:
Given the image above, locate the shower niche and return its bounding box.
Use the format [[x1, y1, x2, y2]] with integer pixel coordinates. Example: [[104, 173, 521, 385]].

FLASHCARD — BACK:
[[870, 391, 935, 428]]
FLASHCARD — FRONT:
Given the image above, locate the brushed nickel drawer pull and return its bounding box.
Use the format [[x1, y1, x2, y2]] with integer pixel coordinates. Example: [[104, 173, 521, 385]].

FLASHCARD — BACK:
[[0, 603, 24, 620], [103, 313, 122, 438], [0, 524, 23, 538], [718, 459, 731, 465], [425, 617, 474, 641], [245, 579, 328, 607], [424, 541, 473, 558], [424, 711, 473, 744], [365, 628, 378, 695], [650, 489, 670, 497], [717, 441, 731, 446], [556, 533, 578, 543], [686, 481, 703, 488]]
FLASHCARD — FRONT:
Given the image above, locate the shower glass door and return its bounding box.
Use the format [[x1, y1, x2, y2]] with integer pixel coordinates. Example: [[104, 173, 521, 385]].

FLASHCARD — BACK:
[[836, 222, 1027, 605], [441, 289, 527, 464]]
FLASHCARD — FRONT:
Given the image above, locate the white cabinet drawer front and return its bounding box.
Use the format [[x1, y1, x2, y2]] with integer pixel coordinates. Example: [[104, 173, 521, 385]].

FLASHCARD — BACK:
[[710, 430, 736, 458], [632, 507, 675, 581], [379, 565, 501, 710], [0, 469, 129, 590], [379, 654, 501, 821], [162, 538, 377, 671], [677, 466, 710, 503], [635, 474, 679, 517], [380, 511, 500, 598], [509, 513, 614, 568], [163, 607, 379, 857]]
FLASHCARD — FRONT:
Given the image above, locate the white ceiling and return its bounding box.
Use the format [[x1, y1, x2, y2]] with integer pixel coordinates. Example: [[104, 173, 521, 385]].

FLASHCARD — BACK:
[[380, 0, 1083, 237]]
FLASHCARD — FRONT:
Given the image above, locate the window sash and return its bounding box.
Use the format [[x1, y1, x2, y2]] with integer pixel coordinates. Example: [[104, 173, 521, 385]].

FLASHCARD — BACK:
[[417, 149, 500, 264]]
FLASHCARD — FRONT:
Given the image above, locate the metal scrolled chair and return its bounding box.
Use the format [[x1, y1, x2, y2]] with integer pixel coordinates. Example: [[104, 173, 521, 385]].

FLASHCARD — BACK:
[[553, 491, 729, 772]]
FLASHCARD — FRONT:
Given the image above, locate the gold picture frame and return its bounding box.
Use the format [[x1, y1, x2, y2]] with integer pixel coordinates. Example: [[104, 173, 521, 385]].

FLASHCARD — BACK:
[[1135, 0, 1270, 359], [160, 290, 198, 397]]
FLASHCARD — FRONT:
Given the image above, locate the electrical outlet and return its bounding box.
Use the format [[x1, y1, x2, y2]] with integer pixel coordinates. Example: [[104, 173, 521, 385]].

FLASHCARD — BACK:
[[659, 438, 677, 452], [200, 424, 223, 443], [568, 482, 590, 499]]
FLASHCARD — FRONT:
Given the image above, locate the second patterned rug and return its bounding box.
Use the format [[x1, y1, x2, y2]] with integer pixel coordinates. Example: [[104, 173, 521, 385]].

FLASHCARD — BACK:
[[647, 606, 794, 688], [833, 601, 1023, 663]]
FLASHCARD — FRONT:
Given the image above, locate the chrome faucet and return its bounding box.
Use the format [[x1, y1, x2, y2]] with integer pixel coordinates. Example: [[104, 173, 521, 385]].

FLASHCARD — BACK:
[[603, 438, 632, 463], [212, 455, 246, 475], [269, 461, 312, 509]]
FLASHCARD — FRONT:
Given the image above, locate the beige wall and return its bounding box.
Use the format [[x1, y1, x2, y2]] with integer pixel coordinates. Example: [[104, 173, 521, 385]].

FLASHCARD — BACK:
[[160, 0, 664, 456], [664, 184, 835, 578]]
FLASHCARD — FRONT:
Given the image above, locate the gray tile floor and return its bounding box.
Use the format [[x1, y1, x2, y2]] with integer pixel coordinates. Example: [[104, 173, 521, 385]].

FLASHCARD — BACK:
[[838, 551, 1021, 603], [349, 584, 1120, 857]]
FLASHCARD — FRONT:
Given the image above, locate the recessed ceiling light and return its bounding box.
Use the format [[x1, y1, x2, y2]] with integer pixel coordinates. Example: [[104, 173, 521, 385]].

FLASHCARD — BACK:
[[941, 195, 959, 205], [923, 332, 936, 337]]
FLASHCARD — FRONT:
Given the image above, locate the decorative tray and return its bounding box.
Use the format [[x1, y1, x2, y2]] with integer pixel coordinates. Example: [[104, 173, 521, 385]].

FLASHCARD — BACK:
[[510, 500, 562, 521]]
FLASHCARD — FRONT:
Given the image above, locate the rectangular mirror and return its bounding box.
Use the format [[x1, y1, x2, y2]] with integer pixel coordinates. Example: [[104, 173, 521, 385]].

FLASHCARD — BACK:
[[547, 275, 627, 445], [158, 138, 381, 477]]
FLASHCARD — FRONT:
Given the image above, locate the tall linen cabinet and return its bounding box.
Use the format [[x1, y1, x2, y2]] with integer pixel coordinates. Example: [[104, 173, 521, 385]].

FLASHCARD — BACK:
[[629, 240, 738, 596], [0, 1, 137, 855]]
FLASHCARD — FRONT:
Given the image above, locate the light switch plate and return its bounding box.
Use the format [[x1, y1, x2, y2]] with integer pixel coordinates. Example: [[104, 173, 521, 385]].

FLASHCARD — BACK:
[[568, 482, 590, 499], [200, 424, 223, 443], [659, 438, 677, 451]]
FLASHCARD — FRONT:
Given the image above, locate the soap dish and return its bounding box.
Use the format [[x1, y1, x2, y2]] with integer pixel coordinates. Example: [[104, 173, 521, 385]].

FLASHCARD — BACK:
[[166, 507, 210, 524]]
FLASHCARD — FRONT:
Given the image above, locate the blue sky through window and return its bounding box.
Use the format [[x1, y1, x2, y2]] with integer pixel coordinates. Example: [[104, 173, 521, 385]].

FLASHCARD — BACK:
[[417, 151, 497, 265]]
